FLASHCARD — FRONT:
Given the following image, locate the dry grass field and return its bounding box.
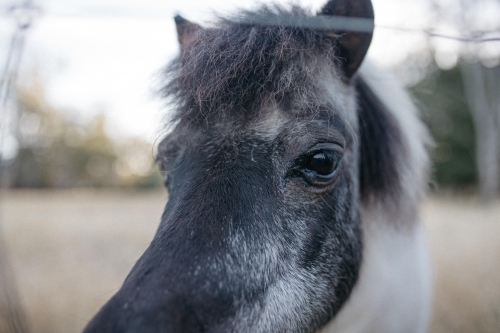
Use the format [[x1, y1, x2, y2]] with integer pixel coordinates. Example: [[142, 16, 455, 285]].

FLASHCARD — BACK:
[[0, 190, 499, 333]]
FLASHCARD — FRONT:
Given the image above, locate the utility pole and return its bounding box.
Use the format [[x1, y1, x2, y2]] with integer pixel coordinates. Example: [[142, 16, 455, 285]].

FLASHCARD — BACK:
[[458, 0, 500, 202], [0, 1, 40, 332], [0, 1, 41, 167]]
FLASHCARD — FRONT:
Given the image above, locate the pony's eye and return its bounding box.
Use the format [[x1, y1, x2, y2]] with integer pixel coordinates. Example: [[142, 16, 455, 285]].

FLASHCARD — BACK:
[[287, 146, 343, 185], [306, 152, 338, 175]]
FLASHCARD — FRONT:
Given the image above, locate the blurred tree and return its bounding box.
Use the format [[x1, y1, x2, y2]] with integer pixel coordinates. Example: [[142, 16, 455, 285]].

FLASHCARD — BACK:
[[411, 64, 478, 189], [424, 0, 500, 200], [5, 74, 162, 189], [460, 61, 500, 201]]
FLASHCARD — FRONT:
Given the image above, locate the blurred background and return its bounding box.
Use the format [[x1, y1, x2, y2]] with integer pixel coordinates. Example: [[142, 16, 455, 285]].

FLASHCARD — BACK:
[[0, 0, 499, 332]]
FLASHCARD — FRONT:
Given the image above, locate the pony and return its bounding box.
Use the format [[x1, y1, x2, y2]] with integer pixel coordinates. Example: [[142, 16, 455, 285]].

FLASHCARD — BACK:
[[83, 0, 432, 332]]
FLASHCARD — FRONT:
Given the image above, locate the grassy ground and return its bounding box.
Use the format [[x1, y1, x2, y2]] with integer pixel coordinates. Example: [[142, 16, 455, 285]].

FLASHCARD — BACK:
[[423, 197, 500, 333], [0, 190, 499, 333]]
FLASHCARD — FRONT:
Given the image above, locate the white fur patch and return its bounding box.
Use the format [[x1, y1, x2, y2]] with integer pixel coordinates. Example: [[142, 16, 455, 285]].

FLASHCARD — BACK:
[[317, 207, 433, 333]]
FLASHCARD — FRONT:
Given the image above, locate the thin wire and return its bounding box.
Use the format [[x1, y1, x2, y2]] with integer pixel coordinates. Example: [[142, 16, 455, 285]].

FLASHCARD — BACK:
[[237, 12, 500, 42], [2, 7, 499, 43], [378, 25, 500, 43], [237, 13, 375, 33]]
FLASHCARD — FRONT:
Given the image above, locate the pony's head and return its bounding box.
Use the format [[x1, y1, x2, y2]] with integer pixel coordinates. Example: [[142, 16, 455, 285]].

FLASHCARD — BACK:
[[84, 0, 428, 332]]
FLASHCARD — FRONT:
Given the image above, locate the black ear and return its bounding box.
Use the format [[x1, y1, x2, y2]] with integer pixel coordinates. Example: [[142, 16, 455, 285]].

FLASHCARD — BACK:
[[318, 0, 374, 78], [174, 15, 202, 51]]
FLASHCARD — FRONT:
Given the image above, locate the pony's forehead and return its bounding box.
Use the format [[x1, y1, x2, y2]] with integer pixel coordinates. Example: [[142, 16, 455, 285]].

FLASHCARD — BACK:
[[167, 77, 358, 148], [167, 103, 354, 153], [249, 98, 355, 141], [173, 67, 357, 136]]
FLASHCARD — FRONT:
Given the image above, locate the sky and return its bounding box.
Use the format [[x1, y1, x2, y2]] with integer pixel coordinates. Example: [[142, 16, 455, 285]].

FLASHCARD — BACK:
[[0, 0, 435, 143]]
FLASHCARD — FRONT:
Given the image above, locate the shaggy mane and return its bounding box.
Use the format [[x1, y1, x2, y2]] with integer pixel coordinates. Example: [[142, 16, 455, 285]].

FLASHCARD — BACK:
[[161, 6, 342, 124]]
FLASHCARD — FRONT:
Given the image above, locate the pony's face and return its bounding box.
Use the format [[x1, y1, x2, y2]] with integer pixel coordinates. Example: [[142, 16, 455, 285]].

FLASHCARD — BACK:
[[87, 104, 363, 333], [142, 107, 360, 332], [84, 0, 377, 332]]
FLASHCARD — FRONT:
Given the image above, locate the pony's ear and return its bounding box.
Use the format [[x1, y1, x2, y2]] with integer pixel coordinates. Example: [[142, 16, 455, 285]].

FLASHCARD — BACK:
[[318, 0, 374, 78], [174, 15, 202, 51]]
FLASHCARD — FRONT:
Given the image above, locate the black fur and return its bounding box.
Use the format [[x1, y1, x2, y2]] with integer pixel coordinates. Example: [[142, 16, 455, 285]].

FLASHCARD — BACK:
[[356, 76, 404, 201]]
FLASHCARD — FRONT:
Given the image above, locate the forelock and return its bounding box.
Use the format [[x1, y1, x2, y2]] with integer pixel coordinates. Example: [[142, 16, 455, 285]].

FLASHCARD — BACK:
[[161, 5, 342, 126]]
